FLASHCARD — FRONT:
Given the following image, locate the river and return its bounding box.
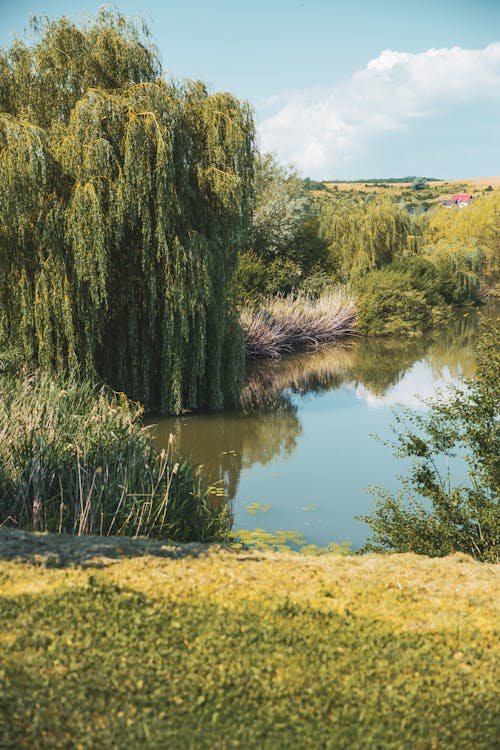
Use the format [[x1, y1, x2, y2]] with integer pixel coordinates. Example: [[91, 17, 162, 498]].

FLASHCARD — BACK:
[[147, 313, 481, 550]]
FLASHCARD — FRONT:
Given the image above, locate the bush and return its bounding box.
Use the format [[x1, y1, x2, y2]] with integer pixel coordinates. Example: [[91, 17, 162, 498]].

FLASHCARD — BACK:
[[361, 318, 499, 562], [354, 257, 450, 336], [234, 251, 268, 302], [300, 269, 336, 297], [265, 258, 303, 296], [234, 254, 305, 301], [0, 374, 231, 542], [412, 177, 428, 190]]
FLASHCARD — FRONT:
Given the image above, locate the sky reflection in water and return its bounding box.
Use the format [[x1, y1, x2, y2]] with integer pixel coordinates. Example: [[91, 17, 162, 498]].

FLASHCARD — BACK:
[[148, 315, 478, 549]]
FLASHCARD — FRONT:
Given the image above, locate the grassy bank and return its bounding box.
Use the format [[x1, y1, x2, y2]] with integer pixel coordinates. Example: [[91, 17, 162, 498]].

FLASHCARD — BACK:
[[1, 529, 498, 750]]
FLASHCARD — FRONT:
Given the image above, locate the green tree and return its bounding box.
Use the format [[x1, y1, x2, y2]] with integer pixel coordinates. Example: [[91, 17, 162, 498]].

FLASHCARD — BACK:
[[412, 177, 428, 190], [0, 10, 255, 414], [236, 153, 330, 300], [319, 196, 422, 282], [361, 318, 499, 562], [252, 153, 309, 261]]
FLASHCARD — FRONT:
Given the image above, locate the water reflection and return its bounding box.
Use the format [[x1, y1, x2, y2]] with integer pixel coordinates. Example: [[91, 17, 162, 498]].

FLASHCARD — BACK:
[[148, 398, 301, 499], [242, 313, 477, 408], [147, 312, 480, 545]]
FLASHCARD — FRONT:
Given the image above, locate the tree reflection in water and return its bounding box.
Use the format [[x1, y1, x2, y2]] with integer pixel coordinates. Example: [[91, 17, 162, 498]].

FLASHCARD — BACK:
[[147, 398, 301, 500]]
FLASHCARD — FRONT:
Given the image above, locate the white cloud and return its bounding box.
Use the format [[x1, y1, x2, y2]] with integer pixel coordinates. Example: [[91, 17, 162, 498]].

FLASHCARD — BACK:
[[352, 361, 460, 410], [257, 43, 500, 178]]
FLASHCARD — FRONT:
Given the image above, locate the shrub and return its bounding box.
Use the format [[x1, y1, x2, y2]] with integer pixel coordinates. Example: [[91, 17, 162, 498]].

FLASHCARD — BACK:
[[300, 269, 336, 297], [412, 177, 428, 190], [354, 257, 450, 336], [233, 251, 268, 302], [361, 318, 499, 562], [265, 258, 303, 296], [0, 374, 231, 542]]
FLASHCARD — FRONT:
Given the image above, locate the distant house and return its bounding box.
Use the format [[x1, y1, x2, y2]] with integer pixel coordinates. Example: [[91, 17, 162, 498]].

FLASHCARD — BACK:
[[441, 193, 473, 208]]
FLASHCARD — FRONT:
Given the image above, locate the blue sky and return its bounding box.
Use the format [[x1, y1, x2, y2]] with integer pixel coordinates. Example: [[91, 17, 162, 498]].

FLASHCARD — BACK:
[[1, 0, 499, 179]]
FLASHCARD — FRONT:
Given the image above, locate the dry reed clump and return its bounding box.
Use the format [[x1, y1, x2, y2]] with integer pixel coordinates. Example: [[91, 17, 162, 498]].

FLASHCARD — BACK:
[[241, 289, 357, 359]]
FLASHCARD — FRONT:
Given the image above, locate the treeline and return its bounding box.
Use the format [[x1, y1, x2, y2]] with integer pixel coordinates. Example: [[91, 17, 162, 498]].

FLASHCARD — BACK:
[[236, 154, 499, 336], [1, 9, 498, 418], [325, 176, 441, 184]]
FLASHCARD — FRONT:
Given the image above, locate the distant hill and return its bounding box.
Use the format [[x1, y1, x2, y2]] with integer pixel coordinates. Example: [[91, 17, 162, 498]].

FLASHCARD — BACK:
[[324, 176, 441, 184], [322, 176, 500, 193]]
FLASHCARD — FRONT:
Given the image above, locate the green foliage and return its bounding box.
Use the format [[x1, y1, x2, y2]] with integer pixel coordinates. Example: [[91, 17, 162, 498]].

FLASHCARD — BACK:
[[234, 252, 303, 301], [300, 269, 336, 297], [233, 251, 268, 302], [0, 346, 23, 375], [302, 176, 327, 191], [425, 240, 483, 305], [423, 191, 500, 297], [265, 258, 303, 296], [354, 257, 451, 336], [0, 373, 231, 542], [319, 197, 423, 283], [0, 11, 255, 413], [252, 153, 308, 261], [290, 217, 329, 273], [411, 177, 428, 191], [362, 319, 499, 562], [242, 154, 330, 299]]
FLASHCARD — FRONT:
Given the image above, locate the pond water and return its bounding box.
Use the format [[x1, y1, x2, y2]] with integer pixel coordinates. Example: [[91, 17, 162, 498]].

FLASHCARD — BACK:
[[147, 313, 481, 550]]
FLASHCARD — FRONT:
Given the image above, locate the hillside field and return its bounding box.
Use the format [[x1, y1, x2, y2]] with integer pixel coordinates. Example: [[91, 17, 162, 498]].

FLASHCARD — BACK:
[[324, 176, 500, 192]]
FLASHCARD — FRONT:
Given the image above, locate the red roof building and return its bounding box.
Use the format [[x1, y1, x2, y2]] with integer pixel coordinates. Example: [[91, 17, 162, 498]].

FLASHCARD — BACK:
[[451, 194, 473, 201], [441, 193, 473, 208]]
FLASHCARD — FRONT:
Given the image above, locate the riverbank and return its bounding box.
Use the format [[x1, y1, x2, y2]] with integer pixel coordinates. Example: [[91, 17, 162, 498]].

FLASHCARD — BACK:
[[1, 528, 498, 749]]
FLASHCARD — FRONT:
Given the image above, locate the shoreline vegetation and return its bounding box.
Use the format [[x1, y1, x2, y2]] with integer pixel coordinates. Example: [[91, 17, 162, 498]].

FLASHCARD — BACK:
[[241, 289, 357, 359], [0, 11, 497, 554], [0, 374, 231, 543], [0, 9, 498, 748]]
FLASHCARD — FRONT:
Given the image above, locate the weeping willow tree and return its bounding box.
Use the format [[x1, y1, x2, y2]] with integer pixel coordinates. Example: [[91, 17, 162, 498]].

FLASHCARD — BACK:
[[423, 190, 500, 298], [0, 10, 255, 413], [319, 196, 422, 281]]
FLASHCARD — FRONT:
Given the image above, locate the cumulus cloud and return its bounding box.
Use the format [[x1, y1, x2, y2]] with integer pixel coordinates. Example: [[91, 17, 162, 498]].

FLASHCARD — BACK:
[[351, 361, 460, 410], [258, 43, 500, 178]]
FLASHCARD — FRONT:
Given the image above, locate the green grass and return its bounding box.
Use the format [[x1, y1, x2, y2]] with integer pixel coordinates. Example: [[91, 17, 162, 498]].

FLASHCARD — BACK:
[[0, 529, 498, 749]]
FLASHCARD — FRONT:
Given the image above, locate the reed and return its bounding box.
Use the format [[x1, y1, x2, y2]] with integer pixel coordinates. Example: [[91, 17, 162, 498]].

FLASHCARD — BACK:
[[241, 289, 357, 359], [0, 374, 231, 542]]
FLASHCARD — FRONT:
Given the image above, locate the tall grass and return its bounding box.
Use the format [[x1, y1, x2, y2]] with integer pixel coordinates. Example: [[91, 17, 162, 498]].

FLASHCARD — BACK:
[[241, 289, 357, 359], [0, 374, 231, 542]]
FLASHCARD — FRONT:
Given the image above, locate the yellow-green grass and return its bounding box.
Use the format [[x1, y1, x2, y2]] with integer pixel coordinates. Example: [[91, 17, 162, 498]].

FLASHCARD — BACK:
[[0, 529, 498, 749], [323, 176, 500, 192]]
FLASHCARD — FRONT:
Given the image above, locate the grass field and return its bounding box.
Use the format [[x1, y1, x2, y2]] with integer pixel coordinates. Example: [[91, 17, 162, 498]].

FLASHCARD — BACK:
[[1, 529, 498, 749], [323, 176, 500, 193]]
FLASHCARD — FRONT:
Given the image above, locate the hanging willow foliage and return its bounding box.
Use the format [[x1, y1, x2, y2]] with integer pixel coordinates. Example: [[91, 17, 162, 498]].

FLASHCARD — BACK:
[[0, 10, 255, 413]]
